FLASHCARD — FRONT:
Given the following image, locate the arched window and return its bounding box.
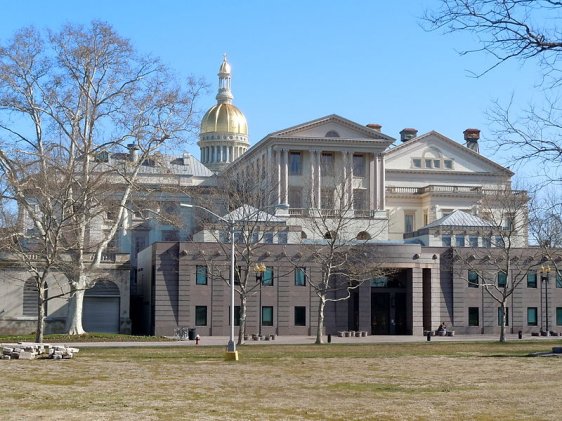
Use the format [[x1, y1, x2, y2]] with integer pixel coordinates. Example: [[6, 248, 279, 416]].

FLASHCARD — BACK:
[[301, 231, 307, 239], [356, 231, 371, 240], [325, 130, 340, 137], [324, 231, 337, 240], [22, 279, 39, 317]]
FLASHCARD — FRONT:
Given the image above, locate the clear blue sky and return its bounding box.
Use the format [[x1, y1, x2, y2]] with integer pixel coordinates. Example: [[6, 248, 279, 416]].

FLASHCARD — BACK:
[[0, 0, 541, 180]]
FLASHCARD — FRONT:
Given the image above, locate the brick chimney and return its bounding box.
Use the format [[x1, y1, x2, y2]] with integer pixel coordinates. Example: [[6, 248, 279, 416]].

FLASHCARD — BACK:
[[400, 128, 418, 142], [366, 123, 382, 132], [463, 128, 480, 153]]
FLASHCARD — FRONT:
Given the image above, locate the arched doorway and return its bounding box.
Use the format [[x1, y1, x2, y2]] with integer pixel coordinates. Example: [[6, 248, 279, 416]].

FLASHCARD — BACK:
[[83, 280, 120, 333]]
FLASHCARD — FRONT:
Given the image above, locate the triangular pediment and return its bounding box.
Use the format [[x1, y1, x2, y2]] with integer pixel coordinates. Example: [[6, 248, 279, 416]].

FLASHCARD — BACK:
[[268, 114, 395, 142], [385, 131, 512, 176]]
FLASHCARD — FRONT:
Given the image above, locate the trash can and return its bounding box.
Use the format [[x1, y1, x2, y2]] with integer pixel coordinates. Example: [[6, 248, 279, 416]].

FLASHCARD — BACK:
[[188, 328, 197, 340]]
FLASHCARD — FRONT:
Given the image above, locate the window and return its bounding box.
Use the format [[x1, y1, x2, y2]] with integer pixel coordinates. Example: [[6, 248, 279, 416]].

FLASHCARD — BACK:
[[497, 271, 507, 288], [195, 306, 207, 326], [505, 213, 515, 231], [353, 189, 367, 210], [442, 235, 451, 247], [425, 159, 433, 168], [557, 308, 562, 326], [468, 270, 479, 288], [468, 307, 479, 326], [444, 159, 453, 169], [295, 306, 307, 326], [232, 265, 242, 285], [498, 307, 509, 326], [289, 152, 302, 176], [196, 265, 208, 285], [353, 154, 365, 177], [321, 188, 334, 209], [262, 267, 274, 286], [423, 211, 429, 226], [455, 235, 465, 247], [527, 307, 538, 326], [495, 236, 505, 248], [469, 236, 479, 248], [288, 187, 303, 208], [22, 280, 39, 317], [264, 232, 274, 244], [483, 237, 491, 248], [557, 274, 562, 288], [404, 213, 415, 233], [278, 232, 288, 244], [321, 153, 335, 176], [527, 271, 537, 288], [295, 267, 306, 286], [412, 159, 422, 168], [161, 230, 179, 241], [262, 306, 273, 326], [232, 306, 241, 326], [433, 160, 441, 168]]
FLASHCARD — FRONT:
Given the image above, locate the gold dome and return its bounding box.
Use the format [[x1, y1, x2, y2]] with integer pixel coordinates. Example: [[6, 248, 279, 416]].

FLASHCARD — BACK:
[[200, 103, 248, 136]]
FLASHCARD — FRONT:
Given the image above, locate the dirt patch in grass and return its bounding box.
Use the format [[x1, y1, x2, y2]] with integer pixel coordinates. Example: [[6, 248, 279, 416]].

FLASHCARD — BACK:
[[1, 342, 561, 420]]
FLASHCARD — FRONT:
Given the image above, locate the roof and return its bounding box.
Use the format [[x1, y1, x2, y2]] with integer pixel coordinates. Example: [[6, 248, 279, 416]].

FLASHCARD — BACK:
[[423, 210, 493, 229]]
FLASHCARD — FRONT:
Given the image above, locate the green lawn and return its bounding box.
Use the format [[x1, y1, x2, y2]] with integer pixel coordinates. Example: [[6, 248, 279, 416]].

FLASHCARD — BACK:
[[1, 341, 561, 420]]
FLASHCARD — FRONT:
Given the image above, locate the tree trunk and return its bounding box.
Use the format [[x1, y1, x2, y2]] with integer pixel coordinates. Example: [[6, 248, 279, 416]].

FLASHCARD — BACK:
[[35, 287, 46, 343], [66, 286, 86, 335], [315, 296, 326, 344], [499, 302, 506, 343], [237, 295, 247, 345]]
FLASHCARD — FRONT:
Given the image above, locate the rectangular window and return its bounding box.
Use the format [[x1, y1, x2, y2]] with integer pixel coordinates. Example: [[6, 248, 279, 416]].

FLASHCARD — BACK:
[[353, 189, 367, 210], [289, 152, 303, 175], [195, 306, 207, 326], [278, 232, 288, 244], [495, 236, 505, 248], [353, 154, 365, 177], [557, 274, 562, 288], [295, 306, 306, 326], [468, 270, 479, 288], [412, 158, 422, 168], [196, 265, 208, 285], [433, 159, 441, 168], [262, 267, 274, 286], [262, 306, 273, 326], [469, 236, 479, 248], [264, 232, 274, 244], [442, 235, 451, 247], [295, 267, 306, 286], [483, 237, 491, 248], [497, 271, 507, 288], [425, 159, 433, 168], [468, 307, 479, 326], [321, 153, 335, 176], [444, 159, 453, 169], [404, 213, 415, 233], [321, 188, 334, 209], [557, 307, 562, 326], [455, 235, 465, 247], [527, 307, 538, 326], [527, 271, 537, 288], [498, 307, 509, 326], [288, 187, 303, 208]]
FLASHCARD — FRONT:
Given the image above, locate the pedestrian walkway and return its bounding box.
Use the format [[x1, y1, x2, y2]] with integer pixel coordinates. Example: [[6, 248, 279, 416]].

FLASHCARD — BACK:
[[62, 333, 561, 348]]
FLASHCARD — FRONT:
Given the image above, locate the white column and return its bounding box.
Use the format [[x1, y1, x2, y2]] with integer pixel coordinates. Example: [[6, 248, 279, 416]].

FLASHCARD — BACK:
[[316, 150, 322, 208], [310, 150, 315, 207], [369, 153, 376, 209], [276, 149, 282, 205], [378, 154, 385, 209], [282, 149, 289, 206]]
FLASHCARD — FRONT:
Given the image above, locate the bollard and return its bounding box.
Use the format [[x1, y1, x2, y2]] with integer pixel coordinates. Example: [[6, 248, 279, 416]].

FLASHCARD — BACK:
[[518, 330, 522, 340], [427, 332, 431, 342], [195, 334, 200, 345], [327, 334, 331, 343]]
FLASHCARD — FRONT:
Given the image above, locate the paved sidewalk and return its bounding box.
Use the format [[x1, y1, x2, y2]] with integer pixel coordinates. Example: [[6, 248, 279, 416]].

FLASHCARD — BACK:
[[59, 333, 562, 348]]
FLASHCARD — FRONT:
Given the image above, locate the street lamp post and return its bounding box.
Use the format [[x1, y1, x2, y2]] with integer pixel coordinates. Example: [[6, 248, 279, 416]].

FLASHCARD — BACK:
[[541, 265, 551, 336], [254, 263, 266, 338], [180, 203, 238, 360], [180, 202, 289, 361]]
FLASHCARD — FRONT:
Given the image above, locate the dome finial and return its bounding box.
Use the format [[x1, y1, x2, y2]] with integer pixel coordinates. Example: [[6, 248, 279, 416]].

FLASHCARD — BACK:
[[216, 54, 233, 103]]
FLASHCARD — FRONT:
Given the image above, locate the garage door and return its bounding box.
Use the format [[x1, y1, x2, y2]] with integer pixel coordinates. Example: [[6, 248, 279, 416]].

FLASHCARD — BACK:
[[83, 281, 120, 333]]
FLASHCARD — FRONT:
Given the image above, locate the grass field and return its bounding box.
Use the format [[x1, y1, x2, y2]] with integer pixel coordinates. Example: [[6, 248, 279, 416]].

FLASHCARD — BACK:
[[1, 341, 561, 420]]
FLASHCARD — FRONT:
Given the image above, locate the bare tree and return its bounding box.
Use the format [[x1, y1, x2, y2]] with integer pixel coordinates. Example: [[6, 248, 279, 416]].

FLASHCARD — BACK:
[[291, 171, 387, 345], [424, 1, 562, 182], [0, 22, 205, 335], [192, 170, 284, 345], [457, 188, 533, 342]]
